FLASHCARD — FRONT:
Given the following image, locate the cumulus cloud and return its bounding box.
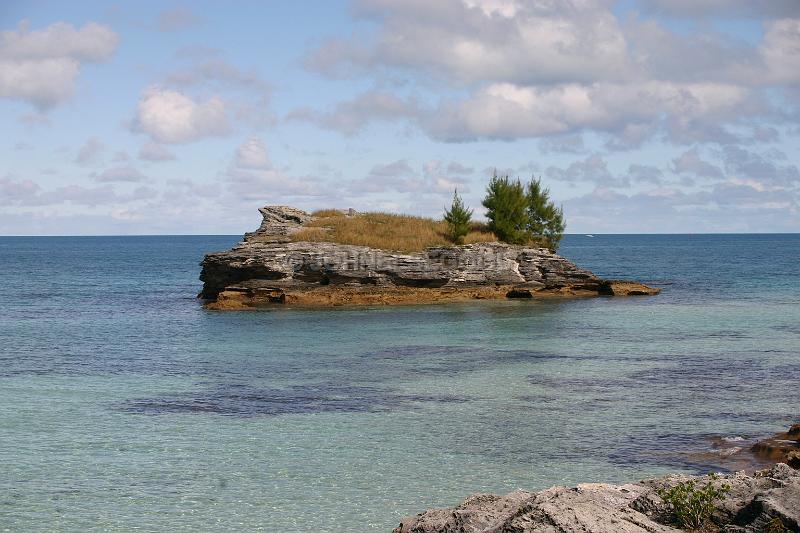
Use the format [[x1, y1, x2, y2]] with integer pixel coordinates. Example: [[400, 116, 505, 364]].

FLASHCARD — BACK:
[[0, 20, 118, 109], [759, 18, 800, 85], [74, 137, 105, 165], [138, 142, 176, 162], [289, 90, 416, 135], [1, 175, 157, 207], [627, 164, 665, 185], [540, 134, 586, 154], [226, 138, 324, 199], [166, 56, 269, 93], [308, 0, 632, 85], [446, 162, 475, 175], [721, 146, 800, 187], [422, 81, 754, 142], [1, 175, 41, 200], [638, 0, 800, 18], [672, 148, 725, 180], [347, 159, 468, 195], [133, 86, 230, 143], [299, 0, 799, 148], [563, 184, 799, 233], [235, 137, 270, 169], [93, 165, 149, 183], [546, 154, 629, 188]]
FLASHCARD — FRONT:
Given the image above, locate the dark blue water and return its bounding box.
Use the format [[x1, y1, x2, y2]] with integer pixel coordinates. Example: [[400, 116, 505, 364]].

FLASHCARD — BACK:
[[1, 234, 798, 531]]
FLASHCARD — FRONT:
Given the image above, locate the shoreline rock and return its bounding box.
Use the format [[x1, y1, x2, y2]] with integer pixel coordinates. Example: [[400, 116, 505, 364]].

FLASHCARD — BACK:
[[199, 206, 660, 309], [752, 424, 800, 469], [394, 463, 800, 533]]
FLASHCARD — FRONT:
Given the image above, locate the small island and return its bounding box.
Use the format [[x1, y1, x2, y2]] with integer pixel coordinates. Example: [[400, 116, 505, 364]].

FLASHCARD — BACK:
[[199, 204, 659, 310]]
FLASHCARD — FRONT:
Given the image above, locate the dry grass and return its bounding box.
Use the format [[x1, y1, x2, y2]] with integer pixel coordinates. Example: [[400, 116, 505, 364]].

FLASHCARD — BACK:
[[292, 211, 497, 253], [311, 208, 346, 218]]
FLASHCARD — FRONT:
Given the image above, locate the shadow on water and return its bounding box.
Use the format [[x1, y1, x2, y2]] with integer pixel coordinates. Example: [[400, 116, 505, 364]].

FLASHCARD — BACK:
[[118, 382, 472, 417]]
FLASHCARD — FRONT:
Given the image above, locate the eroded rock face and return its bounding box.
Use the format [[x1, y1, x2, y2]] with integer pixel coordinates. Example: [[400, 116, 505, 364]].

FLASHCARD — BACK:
[[394, 464, 800, 533], [199, 206, 660, 307]]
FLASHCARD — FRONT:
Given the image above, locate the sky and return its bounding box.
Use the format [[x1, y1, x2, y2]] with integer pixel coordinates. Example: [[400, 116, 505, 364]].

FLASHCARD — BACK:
[[1, 0, 799, 235]]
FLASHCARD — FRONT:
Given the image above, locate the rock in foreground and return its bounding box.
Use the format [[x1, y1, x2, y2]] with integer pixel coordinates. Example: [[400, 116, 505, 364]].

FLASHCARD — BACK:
[[394, 464, 800, 533], [200, 206, 659, 309]]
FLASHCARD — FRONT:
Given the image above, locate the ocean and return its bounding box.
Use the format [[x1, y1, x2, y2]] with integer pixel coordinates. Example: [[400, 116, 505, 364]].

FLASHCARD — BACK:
[[1, 234, 798, 531]]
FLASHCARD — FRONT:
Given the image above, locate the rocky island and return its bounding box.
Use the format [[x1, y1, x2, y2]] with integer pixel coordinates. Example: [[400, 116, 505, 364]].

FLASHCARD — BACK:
[[199, 206, 660, 309]]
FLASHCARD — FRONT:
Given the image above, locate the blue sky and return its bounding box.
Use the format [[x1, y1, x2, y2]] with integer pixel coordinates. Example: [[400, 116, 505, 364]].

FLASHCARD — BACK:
[[1, 0, 799, 235]]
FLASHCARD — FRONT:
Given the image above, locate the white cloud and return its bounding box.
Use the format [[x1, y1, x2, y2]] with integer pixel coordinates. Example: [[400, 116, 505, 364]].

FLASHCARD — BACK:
[[300, 0, 798, 147], [671, 148, 725, 180], [226, 139, 324, 199], [1, 175, 41, 200], [721, 146, 800, 186], [759, 18, 800, 85], [133, 86, 230, 143], [75, 137, 105, 165], [563, 184, 799, 233], [289, 90, 416, 135], [638, 0, 800, 18], [546, 154, 629, 188], [94, 165, 149, 183], [347, 159, 467, 195], [234, 137, 270, 169], [309, 0, 632, 85], [1, 175, 157, 207], [422, 81, 752, 142], [0, 20, 118, 109], [138, 142, 176, 162]]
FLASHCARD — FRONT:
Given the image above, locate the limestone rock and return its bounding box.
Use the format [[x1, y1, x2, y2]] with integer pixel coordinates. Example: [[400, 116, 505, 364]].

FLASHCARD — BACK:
[[199, 206, 661, 307], [394, 464, 800, 533]]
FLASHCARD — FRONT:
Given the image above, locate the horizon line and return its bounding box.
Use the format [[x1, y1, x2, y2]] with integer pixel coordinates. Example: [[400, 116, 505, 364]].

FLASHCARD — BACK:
[[1, 232, 799, 238]]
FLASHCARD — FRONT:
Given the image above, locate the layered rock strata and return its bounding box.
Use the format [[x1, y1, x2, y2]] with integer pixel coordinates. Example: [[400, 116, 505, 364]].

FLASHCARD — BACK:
[[200, 206, 660, 309], [394, 464, 800, 533]]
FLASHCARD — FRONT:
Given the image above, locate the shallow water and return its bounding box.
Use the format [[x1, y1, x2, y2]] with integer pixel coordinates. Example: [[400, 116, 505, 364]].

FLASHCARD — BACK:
[[1, 234, 798, 531]]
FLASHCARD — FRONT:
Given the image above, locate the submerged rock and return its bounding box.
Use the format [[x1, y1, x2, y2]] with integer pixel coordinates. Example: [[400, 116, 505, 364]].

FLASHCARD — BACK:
[[394, 464, 800, 533], [199, 206, 660, 308], [752, 424, 800, 469]]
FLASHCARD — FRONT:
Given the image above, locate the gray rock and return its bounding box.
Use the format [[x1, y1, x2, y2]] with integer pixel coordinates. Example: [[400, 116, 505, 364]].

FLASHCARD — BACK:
[[394, 464, 800, 533], [200, 206, 659, 305]]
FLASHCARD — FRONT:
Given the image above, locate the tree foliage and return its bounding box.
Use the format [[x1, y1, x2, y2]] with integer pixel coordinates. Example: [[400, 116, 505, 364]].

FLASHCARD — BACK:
[[482, 172, 566, 251], [526, 178, 565, 251], [443, 189, 473, 244], [482, 173, 529, 245]]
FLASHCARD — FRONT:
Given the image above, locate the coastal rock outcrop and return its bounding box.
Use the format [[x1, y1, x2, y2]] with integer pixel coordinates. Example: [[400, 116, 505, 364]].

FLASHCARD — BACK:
[[200, 206, 660, 308], [393, 464, 800, 533], [752, 424, 800, 469]]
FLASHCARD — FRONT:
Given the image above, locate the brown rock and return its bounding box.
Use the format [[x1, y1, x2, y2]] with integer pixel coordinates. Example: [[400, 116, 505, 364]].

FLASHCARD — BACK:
[[752, 424, 800, 467]]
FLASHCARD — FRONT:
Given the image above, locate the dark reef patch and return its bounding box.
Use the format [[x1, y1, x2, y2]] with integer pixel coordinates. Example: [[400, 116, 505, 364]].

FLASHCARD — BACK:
[[118, 382, 472, 417]]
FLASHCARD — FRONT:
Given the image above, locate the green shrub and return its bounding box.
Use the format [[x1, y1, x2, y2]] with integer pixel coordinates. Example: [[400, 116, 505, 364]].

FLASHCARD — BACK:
[[443, 189, 473, 244], [482, 172, 529, 244], [526, 178, 565, 252], [482, 172, 566, 251], [763, 517, 789, 533], [657, 474, 730, 530]]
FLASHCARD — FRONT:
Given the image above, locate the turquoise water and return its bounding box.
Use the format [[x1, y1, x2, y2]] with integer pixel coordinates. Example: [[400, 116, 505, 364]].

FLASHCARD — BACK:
[[1, 234, 798, 531]]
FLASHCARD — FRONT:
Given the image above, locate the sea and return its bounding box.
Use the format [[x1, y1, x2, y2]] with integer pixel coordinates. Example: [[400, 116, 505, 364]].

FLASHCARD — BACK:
[[1, 234, 798, 532]]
